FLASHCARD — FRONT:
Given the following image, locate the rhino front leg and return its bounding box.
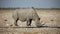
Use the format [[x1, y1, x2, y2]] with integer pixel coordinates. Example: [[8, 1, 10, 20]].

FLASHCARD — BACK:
[[27, 19, 32, 26]]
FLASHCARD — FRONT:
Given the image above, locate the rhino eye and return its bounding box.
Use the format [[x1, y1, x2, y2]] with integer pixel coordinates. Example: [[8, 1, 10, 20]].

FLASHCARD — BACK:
[[38, 18, 40, 20]]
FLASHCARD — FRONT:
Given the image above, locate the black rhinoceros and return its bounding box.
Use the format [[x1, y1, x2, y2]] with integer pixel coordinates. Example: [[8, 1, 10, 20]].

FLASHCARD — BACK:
[[12, 8, 43, 27]]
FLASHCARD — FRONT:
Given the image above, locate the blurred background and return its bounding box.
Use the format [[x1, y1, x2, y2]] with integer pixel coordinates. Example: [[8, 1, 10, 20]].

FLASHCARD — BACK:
[[0, 0, 60, 34], [0, 0, 60, 27], [0, 0, 60, 8]]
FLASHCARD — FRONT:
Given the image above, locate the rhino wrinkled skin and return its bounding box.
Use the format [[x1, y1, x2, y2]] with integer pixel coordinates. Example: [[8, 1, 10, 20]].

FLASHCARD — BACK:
[[12, 8, 43, 27]]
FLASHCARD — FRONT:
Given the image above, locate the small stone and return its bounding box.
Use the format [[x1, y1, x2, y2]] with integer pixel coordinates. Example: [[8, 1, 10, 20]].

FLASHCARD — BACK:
[[4, 19, 7, 21], [51, 20, 54, 21]]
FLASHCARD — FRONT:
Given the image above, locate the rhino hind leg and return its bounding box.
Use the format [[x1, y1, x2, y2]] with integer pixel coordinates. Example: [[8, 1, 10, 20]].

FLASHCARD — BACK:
[[27, 19, 32, 26], [14, 18, 19, 26]]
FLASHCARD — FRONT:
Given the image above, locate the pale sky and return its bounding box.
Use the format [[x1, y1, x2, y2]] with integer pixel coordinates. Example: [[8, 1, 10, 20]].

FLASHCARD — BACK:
[[0, 0, 60, 8]]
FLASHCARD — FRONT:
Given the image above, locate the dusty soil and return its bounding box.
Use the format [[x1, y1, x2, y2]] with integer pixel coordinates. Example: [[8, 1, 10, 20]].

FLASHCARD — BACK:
[[0, 9, 60, 27], [0, 8, 60, 34], [0, 28, 60, 34]]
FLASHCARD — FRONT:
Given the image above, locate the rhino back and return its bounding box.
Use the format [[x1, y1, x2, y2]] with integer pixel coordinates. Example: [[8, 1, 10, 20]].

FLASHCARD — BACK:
[[17, 9, 39, 20]]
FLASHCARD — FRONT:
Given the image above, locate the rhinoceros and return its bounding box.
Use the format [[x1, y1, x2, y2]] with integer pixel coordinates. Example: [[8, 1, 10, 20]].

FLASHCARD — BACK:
[[12, 8, 43, 27]]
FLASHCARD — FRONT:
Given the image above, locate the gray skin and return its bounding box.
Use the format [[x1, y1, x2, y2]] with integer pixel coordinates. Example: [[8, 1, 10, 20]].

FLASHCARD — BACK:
[[12, 8, 42, 27]]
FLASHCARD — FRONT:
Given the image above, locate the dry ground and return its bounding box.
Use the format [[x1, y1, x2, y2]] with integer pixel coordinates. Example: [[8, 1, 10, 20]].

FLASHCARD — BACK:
[[0, 8, 60, 34], [0, 28, 60, 34], [0, 9, 60, 27]]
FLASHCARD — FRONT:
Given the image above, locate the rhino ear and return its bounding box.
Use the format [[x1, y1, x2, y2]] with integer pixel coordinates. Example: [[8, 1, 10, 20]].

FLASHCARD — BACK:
[[32, 7, 34, 9], [32, 7, 36, 11]]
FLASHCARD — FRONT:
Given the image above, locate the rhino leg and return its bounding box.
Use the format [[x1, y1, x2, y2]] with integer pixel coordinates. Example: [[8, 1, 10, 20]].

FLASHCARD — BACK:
[[13, 12, 19, 26], [27, 19, 32, 26], [14, 18, 19, 26]]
